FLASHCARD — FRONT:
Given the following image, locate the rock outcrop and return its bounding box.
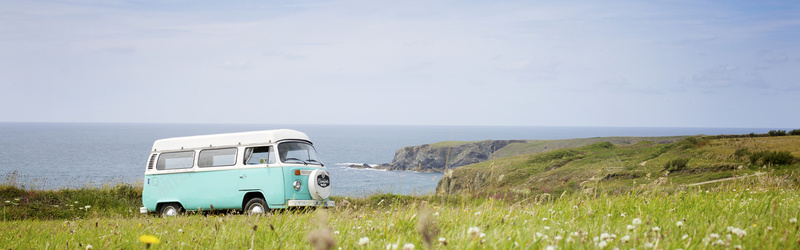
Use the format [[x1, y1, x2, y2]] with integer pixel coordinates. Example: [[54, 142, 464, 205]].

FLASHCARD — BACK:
[[383, 140, 526, 172]]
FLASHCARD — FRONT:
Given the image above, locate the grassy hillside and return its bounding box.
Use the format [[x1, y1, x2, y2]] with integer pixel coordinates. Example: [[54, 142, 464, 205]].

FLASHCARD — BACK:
[[438, 135, 800, 196]]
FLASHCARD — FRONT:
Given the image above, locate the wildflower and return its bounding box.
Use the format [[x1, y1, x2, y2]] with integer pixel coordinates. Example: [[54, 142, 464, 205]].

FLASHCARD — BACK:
[[652, 227, 661, 233], [712, 239, 725, 246], [138, 235, 160, 248], [627, 225, 635, 231], [644, 242, 654, 248], [733, 245, 743, 250], [632, 218, 642, 226], [676, 221, 684, 228], [358, 237, 369, 246], [681, 234, 689, 240], [600, 233, 611, 241], [333, 231, 340, 235], [791, 218, 798, 224], [432, 212, 439, 216], [386, 243, 398, 250], [467, 227, 481, 238], [543, 217, 548, 221], [598, 240, 607, 248], [709, 233, 720, 240], [85, 205, 91, 209], [620, 212, 627, 217], [438, 237, 447, 246], [474, 211, 481, 216], [86, 244, 92, 250], [543, 226, 551, 231], [554, 235, 563, 241], [402, 243, 415, 250], [178, 229, 183, 233], [546, 246, 556, 250], [731, 228, 747, 238], [620, 235, 630, 243]]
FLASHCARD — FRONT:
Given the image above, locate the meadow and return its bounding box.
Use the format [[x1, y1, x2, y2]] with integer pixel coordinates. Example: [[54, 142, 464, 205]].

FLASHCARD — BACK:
[[2, 172, 800, 249], [2, 134, 800, 249]]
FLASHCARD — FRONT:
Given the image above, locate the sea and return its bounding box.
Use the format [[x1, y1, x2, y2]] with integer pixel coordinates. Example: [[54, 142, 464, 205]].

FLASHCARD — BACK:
[[0, 123, 784, 197]]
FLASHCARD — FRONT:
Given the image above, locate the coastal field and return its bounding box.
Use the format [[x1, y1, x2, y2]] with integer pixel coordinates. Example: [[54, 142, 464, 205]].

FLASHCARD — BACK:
[[2, 134, 800, 249], [1, 173, 799, 249]]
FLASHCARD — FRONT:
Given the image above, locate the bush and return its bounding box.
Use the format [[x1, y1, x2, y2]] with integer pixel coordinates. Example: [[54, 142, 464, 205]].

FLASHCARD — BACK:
[[664, 158, 690, 171], [734, 148, 751, 157], [790, 129, 800, 136], [768, 130, 787, 136], [749, 150, 795, 166]]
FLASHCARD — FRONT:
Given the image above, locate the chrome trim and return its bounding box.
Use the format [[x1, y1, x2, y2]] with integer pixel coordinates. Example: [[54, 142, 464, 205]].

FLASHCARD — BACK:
[[287, 200, 335, 207]]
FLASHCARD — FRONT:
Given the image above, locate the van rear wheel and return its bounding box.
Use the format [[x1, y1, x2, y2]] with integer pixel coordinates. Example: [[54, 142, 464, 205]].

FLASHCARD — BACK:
[[159, 203, 183, 217], [244, 198, 268, 215]]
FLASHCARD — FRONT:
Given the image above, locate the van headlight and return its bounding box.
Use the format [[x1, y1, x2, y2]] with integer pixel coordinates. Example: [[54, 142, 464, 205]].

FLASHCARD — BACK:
[[293, 180, 302, 191]]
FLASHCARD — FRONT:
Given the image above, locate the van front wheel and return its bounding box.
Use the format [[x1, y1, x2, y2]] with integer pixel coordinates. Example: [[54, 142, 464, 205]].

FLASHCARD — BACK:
[[244, 198, 268, 215], [159, 203, 183, 217]]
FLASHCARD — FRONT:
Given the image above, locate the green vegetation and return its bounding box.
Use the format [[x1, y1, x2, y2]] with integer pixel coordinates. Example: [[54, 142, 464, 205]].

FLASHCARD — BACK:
[[438, 135, 800, 196], [2, 173, 800, 249], [429, 141, 480, 149], [2, 133, 800, 249], [769, 130, 787, 136]]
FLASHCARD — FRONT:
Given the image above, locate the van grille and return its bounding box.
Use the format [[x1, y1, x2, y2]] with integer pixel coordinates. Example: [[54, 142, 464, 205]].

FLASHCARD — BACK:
[[147, 154, 157, 170]]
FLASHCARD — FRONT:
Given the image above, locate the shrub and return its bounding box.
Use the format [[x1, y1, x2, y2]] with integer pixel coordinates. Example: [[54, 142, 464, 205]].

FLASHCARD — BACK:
[[768, 130, 787, 136], [734, 148, 751, 157], [790, 129, 800, 136], [663, 158, 690, 171], [749, 150, 795, 166]]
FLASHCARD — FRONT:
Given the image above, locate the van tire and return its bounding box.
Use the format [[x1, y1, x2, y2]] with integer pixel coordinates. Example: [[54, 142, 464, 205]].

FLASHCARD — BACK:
[[159, 203, 183, 217], [244, 198, 268, 215]]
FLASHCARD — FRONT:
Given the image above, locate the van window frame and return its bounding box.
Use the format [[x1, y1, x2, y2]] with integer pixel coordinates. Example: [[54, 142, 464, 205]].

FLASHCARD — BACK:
[[197, 147, 238, 168], [156, 151, 195, 170]]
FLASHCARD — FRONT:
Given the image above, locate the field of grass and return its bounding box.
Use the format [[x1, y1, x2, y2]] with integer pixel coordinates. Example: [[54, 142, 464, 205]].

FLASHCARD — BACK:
[[2, 135, 800, 249], [439, 135, 800, 196], [2, 172, 800, 249]]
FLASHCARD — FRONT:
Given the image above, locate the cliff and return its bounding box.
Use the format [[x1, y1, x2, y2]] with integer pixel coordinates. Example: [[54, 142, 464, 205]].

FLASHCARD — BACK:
[[382, 140, 526, 172]]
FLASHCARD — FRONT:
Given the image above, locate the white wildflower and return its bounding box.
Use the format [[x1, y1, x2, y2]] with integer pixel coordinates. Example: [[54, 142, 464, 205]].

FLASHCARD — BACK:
[[546, 246, 556, 250], [681, 234, 689, 240], [600, 233, 611, 241], [712, 239, 725, 246], [474, 211, 481, 216], [644, 242, 654, 248], [733, 245, 743, 250], [333, 231, 340, 235], [652, 227, 661, 233], [791, 218, 798, 224], [86, 244, 92, 250], [467, 227, 481, 238], [676, 221, 684, 228], [598, 240, 607, 248], [632, 218, 642, 225], [543, 226, 551, 231], [402, 243, 415, 250], [385, 243, 398, 250], [627, 225, 635, 231], [554, 235, 563, 241], [709, 233, 720, 240], [620, 212, 627, 217], [542, 217, 548, 221], [438, 237, 446, 244], [359, 237, 369, 246], [731, 228, 747, 238], [620, 235, 630, 243]]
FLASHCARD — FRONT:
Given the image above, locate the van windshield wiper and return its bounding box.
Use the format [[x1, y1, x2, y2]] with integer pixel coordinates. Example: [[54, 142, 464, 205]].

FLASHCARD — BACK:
[[284, 158, 307, 165], [306, 159, 323, 165]]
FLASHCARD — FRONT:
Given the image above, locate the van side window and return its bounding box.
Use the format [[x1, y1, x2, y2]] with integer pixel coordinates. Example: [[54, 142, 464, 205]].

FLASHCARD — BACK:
[[198, 148, 237, 168], [157, 151, 194, 170], [244, 146, 274, 165]]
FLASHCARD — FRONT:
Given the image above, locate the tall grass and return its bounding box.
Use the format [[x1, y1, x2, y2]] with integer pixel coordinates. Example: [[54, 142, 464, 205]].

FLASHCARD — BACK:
[[2, 172, 800, 249]]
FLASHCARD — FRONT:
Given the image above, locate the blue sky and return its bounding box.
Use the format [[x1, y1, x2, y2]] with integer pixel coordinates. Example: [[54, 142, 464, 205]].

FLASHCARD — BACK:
[[1, 0, 798, 127]]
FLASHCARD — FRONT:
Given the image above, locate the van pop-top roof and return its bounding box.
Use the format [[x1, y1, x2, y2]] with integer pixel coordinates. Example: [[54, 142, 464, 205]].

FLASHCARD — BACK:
[[151, 129, 311, 152]]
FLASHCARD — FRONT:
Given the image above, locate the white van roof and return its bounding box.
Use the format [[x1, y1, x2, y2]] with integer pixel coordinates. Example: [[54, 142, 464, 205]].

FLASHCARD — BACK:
[[152, 129, 311, 152]]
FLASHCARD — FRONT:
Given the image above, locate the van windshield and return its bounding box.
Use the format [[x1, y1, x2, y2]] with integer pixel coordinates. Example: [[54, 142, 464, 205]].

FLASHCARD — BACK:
[[277, 141, 322, 165]]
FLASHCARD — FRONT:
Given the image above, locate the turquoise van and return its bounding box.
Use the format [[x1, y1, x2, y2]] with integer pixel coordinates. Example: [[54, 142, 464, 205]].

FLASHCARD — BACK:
[[140, 129, 334, 216]]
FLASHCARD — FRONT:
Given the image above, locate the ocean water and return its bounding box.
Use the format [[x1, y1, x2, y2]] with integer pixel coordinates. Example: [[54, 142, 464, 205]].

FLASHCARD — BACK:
[[0, 122, 782, 197]]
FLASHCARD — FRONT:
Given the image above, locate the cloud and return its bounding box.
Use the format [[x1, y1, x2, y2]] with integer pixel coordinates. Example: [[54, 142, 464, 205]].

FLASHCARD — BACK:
[[690, 65, 767, 90], [101, 45, 137, 54]]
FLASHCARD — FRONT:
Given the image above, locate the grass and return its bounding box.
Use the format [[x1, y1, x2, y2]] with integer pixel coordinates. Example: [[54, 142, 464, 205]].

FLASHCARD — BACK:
[[2, 173, 800, 249], [2, 134, 800, 248]]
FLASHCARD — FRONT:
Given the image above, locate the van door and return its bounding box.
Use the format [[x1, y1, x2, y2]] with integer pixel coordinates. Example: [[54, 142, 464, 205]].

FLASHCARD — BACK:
[[240, 146, 285, 207]]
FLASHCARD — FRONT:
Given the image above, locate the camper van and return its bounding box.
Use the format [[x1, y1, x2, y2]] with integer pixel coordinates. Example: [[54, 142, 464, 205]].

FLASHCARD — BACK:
[[140, 129, 334, 216]]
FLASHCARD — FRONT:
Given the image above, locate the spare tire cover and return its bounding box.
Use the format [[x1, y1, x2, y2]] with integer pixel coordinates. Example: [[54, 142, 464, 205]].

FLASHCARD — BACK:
[[308, 169, 331, 200]]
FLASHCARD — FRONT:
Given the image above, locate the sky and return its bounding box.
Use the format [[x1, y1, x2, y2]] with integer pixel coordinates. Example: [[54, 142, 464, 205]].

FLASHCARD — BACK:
[[1, 0, 799, 128]]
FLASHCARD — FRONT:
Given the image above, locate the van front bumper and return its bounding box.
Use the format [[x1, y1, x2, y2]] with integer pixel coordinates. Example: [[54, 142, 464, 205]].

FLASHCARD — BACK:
[[287, 200, 335, 207]]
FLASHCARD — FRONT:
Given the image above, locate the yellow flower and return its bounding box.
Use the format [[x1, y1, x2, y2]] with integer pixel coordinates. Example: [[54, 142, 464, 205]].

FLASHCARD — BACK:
[[138, 234, 161, 244]]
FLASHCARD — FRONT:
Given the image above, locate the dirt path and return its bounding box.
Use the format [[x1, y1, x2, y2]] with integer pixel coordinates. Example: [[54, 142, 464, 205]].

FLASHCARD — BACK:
[[682, 172, 765, 187]]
